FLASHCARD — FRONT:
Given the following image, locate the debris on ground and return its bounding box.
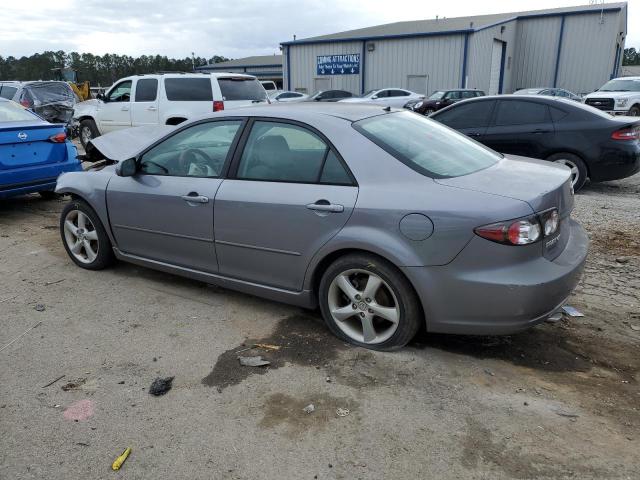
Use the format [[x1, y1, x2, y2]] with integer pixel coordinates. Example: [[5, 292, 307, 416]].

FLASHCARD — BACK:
[[238, 356, 270, 367], [336, 407, 350, 417], [630, 325, 640, 331], [303, 404, 315, 414], [562, 305, 584, 317], [111, 447, 132, 471], [44, 279, 65, 286], [34, 304, 46, 312], [148, 377, 174, 396], [484, 368, 495, 376], [554, 409, 580, 418], [63, 399, 95, 421], [253, 343, 281, 351], [61, 378, 87, 391], [0, 321, 42, 353], [615, 257, 630, 264], [42, 374, 65, 388]]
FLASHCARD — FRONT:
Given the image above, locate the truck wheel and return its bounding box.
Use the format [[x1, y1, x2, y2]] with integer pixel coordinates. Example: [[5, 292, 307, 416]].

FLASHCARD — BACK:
[[629, 105, 640, 117], [79, 119, 99, 150], [547, 152, 588, 191]]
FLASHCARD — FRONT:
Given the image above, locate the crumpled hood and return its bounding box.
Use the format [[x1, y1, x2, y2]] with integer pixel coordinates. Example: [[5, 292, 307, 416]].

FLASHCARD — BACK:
[[435, 155, 573, 214], [86, 125, 175, 161], [73, 99, 100, 117]]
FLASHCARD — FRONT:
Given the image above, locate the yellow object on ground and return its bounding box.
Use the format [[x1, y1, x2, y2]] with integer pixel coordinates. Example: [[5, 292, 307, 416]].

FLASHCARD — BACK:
[[111, 447, 131, 471]]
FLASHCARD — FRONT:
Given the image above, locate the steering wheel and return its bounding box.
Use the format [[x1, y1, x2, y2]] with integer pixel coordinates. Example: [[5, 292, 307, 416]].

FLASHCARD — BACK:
[[178, 148, 220, 176]]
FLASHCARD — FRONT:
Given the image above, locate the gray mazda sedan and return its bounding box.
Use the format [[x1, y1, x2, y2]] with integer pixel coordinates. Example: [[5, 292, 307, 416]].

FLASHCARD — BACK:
[[56, 103, 588, 350]]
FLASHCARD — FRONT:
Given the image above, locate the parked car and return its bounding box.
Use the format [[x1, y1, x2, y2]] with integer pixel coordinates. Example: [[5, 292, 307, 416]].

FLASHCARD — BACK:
[[404, 89, 485, 114], [513, 87, 582, 101], [339, 88, 423, 108], [268, 90, 309, 102], [583, 77, 640, 116], [56, 103, 587, 350], [307, 90, 353, 102], [0, 81, 76, 127], [73, 72, 269, 149], [0, 98, 81, 199], [430, 95, 640, 190]]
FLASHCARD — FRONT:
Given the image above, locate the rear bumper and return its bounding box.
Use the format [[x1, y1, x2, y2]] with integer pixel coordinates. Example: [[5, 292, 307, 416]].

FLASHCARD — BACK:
[[402, 219, 589, 335], [589, 142, 640, 182], [0, 142, 81, 199]]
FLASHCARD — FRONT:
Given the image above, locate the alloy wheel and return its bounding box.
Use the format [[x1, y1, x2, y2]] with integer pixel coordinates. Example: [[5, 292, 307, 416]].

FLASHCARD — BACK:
[[63, 209, 99, 264], [327, 269, 400, 344], [553, 158, 580, 187], [81, 126, 93, 145]]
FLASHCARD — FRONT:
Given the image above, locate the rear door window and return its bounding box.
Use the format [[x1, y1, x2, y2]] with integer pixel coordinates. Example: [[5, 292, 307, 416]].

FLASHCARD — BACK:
[[164, 78, 213, 101], [493, 100, 550, 126], [217, 78, 266, 101], [389, 90, 410, 97], [135, 78, 158, 102], [0, 86, 17, 100], [433, 101, 495, 129]]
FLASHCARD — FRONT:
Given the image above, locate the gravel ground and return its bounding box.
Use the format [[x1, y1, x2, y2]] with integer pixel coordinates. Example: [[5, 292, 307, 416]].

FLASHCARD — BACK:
[[0, 172, 639, 480]]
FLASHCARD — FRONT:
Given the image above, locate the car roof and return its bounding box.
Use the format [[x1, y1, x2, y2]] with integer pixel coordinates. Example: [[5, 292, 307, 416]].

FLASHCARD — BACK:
[[117, 72, 258, 81], [207, 102, 400, 122]]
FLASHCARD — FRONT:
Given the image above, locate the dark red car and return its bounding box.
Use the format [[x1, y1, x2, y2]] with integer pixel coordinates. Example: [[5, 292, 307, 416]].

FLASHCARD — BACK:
[[405, 89, 485, 115]]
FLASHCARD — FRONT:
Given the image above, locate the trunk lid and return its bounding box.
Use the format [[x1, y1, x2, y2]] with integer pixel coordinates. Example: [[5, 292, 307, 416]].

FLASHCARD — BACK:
[[436, 155, 575, 260], [0, 122, 67, 169]]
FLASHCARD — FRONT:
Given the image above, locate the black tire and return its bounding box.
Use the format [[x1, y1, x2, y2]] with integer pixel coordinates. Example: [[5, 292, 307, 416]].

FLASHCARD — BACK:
[[424, 108, 435, 115], [546, 152, 588, 191], [39, 191, 59, 200], [629, 105, 640, 117], [79, 119, 99, 150], [59, 199, 115, 270], [318, 253, 422, 351]]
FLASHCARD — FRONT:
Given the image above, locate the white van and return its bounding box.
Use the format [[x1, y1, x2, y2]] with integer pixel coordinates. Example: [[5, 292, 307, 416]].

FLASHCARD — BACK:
[[73, 72, 269, 148]]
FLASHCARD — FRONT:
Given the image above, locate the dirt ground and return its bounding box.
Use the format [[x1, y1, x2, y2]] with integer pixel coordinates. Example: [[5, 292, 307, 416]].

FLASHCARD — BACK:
[[1, 172, 639, 480]]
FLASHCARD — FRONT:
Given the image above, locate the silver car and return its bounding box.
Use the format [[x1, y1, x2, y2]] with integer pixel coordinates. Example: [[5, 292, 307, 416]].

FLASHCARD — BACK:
[[56, 103, 588, 350]]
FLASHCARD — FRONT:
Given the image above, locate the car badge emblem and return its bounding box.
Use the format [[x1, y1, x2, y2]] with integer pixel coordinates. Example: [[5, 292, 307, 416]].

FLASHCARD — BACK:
[[18, 132, 28, 140]]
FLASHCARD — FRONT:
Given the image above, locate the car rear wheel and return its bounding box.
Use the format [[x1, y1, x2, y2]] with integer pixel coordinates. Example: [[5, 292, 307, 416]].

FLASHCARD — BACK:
[[629, 105, 640, 116], [547, 152, 587, 191], [319, 253, 422, 351], [60, 199, 115, 270], [79, 119, 99, 150]]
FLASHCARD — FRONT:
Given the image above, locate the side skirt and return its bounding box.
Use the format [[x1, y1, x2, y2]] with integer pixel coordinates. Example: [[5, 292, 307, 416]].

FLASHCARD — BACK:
[[113, 248, 317, 309]]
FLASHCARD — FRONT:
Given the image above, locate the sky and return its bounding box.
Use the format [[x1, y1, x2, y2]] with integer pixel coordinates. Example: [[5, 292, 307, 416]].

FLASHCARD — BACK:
[[1, 0, 638, 59]]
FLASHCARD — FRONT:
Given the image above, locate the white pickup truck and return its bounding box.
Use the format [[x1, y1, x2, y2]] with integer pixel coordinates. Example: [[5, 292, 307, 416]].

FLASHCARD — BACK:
[[583, 77, 640, 117], [73, 72, 269, 148]]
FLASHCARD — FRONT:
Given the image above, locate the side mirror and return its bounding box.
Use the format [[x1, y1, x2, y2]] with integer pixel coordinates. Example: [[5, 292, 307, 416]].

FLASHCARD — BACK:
[[115, 158, 137, 177], [371, 95, 378, 99]]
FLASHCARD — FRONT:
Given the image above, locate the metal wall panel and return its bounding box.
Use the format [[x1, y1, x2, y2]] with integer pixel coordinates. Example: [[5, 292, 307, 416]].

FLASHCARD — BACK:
[[512, 16, 563, 91], [556, 11, 622, 94], [467, 21, 517, 93], [285, 42, 363, 95], [363, 35, 465, 95]]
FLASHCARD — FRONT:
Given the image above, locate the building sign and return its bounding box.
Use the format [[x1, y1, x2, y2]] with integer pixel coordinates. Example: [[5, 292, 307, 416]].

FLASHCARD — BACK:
[[316, 54, 360, 75]]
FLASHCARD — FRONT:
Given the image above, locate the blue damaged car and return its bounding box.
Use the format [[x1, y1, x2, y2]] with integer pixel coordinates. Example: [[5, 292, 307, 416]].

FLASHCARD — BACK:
[[0, 98, 81, 199]]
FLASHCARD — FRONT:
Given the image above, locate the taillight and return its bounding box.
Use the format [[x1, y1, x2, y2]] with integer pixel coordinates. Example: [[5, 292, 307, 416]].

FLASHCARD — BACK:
[[611, 126, 640, 141], [48, 132, 67, 143], [213, 101, 224, 112], [475, 208, 560, 246]]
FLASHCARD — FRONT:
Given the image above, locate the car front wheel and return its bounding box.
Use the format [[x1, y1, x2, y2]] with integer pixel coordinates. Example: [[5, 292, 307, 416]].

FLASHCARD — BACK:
[[79, 119, 99, 150], [60, 199, 115, 270], [629, 105, 640, 116], [319, 253, 422, 350]]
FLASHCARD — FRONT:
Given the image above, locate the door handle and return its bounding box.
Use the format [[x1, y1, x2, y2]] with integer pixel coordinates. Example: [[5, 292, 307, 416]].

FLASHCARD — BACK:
[[121, 106, 129, 111], [181, 193, 209, 204], [532, 129, 550, 134], [306, 201, 344, 213], [147, 106, 157, 111]]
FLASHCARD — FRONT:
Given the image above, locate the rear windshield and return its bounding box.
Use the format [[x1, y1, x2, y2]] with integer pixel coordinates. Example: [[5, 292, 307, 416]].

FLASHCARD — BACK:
[[218, 78, 266, 101], [353, 111, 500, 178], [0, 101, 39, 122], [164, 78, 213, 101]]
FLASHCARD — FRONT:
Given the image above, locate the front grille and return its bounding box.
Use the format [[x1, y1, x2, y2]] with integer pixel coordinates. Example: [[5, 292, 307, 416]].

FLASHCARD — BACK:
[[585, 98, 614, 110]]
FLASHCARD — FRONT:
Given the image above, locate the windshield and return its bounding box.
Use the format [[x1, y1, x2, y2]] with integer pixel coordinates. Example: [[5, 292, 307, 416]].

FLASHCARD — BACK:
[[428, 91, 444, 100], [218, 78, 267, 101], [598, 79, 640, 92], [0, 100, 40, 122], [353, 111, 500, 178]]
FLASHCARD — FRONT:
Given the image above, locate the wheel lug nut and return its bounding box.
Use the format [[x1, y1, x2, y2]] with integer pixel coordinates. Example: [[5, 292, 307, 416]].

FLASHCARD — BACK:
[[365, 298, 371, 303], [352, 304, 357, 310], [368, 309, 374, 314], [355, 294, 361, 300], [359, 312, 365, 317]]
